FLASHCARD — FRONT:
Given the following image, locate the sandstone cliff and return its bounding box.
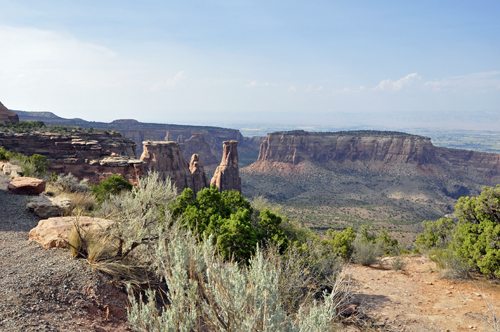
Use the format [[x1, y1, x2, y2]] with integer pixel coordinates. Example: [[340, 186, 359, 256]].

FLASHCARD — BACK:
[[211, 140, 241, 193], [247, 130, 500, 184], [0, 130, 143, 184], [0, 102, 19, 125], [140, 141, 195, 192], [179, 134, 219, 166], [189, 154, 209, 193]]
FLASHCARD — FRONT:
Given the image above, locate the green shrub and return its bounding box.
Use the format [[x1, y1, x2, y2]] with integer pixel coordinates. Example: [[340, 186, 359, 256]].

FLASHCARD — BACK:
[[415, 218, 455, 250], [429, 248, 471, 279], [91, 174, 133, 203], [0, 147, 8, 161], [453, 186, 500, 278], [322, 227, 356, 260], [375, 228, 400, 255], [352, 239, 383, 266], [171, 186, 289, 263]]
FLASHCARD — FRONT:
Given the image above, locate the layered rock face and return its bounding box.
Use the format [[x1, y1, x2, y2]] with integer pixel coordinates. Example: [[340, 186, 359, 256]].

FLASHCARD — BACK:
[[211, 140, 241, 193], [0, 101, 19, 125], [179, 134, 219, 166], [248, 130, 500, 184], [190, 154, 209, 193], [0, 131, 143, 184], [140, 141, 195, 192]]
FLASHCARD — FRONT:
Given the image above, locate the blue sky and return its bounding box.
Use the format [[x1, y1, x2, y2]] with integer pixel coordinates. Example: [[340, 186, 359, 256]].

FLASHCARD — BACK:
[[1, 1, 499, 128]]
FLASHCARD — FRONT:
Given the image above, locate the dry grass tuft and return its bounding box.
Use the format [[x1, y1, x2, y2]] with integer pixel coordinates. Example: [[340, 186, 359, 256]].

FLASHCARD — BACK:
[[59, 191, 97, 215], [66, 218, 147, 287]]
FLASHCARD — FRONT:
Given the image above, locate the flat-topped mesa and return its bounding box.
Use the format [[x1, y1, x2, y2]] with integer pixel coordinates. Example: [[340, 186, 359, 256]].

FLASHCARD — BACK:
[[140, 141, 195, 192], [210, 140, 241, 193], [256, 130, 436, 166], [248, 130, 500, 183], [179, 133, 219, 166], [190, 154, 209, 193], [0, 101, 19, 125]]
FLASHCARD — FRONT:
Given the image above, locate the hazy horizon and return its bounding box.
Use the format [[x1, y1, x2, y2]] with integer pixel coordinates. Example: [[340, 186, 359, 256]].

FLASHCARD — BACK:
[[1, 1, 499, 128]]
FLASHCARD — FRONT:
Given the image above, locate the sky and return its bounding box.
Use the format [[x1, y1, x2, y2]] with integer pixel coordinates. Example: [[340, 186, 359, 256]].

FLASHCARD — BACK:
[[0, 0, 499, 129]]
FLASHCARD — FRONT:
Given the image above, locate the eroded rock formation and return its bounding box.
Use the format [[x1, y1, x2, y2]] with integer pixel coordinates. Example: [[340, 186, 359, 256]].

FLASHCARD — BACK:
[[180, 134, 219, 166], [247, 130, 500, 184], [0, 130, 143, 184], [211, 140, 241, 193], [190, 154, 209, 193], [140, 141, 195, 192], [0, 101, 19, 125], [165, 130, 174, 141]]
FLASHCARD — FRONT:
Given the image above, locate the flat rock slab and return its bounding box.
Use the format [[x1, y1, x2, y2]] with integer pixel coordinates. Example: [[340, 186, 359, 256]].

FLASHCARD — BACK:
[[26, 196, 72, 218], [7, 177, 46, 194], [29, 216, 115, 249]]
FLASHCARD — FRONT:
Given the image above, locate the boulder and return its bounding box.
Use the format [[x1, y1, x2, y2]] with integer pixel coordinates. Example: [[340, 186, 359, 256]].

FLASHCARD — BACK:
[[26, 196, 72, 218], [210, 140, 241, 193], [189, 154, 209, 193], [7, 177, 46, 194], [29, 216, 116, 249], [2, 163, 22, 177]]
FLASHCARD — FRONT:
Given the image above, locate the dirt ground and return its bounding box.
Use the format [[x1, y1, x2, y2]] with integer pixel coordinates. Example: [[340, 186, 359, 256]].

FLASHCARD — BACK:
[[348, 256, 500, 332]]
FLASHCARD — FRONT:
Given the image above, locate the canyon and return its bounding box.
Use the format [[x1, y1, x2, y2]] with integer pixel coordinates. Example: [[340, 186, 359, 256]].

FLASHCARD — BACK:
[[242, 130, 500, 242]]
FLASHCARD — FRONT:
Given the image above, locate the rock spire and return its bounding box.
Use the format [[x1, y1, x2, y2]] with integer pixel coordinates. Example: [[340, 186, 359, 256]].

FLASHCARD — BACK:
[[210, 140, 241, 193], [189, 154, 209, 193]]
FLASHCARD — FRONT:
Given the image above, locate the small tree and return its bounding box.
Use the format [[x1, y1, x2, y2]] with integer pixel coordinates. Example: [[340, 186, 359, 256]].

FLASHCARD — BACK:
[[91, 174, 133, 203]]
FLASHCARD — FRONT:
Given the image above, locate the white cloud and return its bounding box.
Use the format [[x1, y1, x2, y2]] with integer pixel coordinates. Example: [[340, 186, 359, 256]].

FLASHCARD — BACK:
[[246, 80, 271, 88], [373, 73, 421, 92], [305, 84, 323, 92], [150, 71, 187, 91], [287, 85, 297, 93], [424, 71, 500, 92]]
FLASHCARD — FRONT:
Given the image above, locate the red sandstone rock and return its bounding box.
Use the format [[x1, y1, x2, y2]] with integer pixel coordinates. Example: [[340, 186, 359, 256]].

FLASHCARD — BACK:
[[7, 177, 46, 194], [29, 216, 115, 249], [210, 140, 241, 193], [247, 130, 500, 185], [0, 101, 19, 125], [190, 154, 209, 193], [140, 141, 195, 192]]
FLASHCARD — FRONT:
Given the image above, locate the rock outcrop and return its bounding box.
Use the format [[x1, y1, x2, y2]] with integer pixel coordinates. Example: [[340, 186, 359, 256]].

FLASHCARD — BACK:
[[0, 130, 144, 184], [29, 216, 115, 249], [165, 130, 174, 141], [211, 140, 241, 193], [190, 154, 209, 193], [2, 163, 22, 177], [26, 196, 72, 218], [140, 141, 195, 192], [247, 130, 500, 184], [8, 177, 46, 194], [0, 101, 19, 125], [180, 134, 219, 166]]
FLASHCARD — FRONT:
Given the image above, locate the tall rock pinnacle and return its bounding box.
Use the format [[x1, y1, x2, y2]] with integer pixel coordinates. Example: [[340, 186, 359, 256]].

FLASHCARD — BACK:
[[189, 154, 209, 193], [210, 140, 241, 193]]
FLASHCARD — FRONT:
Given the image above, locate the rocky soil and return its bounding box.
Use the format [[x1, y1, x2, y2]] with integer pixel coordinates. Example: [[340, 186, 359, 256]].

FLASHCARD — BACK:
[[0, 173, 131, 332], [350, 257, 500, 332]]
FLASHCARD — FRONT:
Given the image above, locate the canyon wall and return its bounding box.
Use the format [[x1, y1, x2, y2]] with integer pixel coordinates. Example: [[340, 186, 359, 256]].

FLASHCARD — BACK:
[[0, 130, 143, 184], [178, 133, 219, 166], [248, 130, 500, 184]]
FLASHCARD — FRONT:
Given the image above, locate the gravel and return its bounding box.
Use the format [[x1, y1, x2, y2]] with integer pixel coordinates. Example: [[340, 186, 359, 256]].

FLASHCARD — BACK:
[[0, 173, 131, 332]]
